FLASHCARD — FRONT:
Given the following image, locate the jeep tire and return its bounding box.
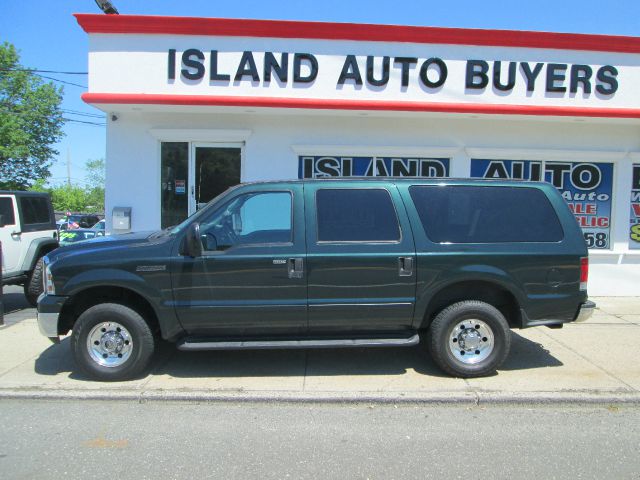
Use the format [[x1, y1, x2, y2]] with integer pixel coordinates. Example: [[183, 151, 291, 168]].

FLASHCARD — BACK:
[[428, 300, 511, 378], [24, 257, 44, 307], [71, 303, 156, 381]]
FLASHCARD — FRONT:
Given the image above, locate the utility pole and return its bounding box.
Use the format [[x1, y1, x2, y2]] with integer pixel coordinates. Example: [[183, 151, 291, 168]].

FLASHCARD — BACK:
[[67, 147, 71, 187]]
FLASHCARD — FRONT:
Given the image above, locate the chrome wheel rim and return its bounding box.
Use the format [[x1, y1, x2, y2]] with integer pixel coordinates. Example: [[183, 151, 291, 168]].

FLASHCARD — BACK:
[[87, 322, 133, 368], [448, 319, 495, 365]]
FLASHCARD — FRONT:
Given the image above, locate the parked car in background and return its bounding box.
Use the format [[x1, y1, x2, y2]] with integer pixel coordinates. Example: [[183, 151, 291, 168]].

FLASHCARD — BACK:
[[58, 229, 100, 247], [90, 219, 105, 235], [1, 191, 58, 306], [58, 214, 101, 231]]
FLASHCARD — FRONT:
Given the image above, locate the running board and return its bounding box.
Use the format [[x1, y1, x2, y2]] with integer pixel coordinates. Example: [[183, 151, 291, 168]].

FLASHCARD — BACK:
[[177, 334, 420, 351]]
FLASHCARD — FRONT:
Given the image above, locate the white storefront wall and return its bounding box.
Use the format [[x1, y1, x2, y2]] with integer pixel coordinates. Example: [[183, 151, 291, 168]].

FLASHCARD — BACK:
[[78, 14, 640, 296]]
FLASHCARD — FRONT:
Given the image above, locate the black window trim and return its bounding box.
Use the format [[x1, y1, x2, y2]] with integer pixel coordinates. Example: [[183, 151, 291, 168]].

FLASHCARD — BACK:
[[314, 187, 403, 245]]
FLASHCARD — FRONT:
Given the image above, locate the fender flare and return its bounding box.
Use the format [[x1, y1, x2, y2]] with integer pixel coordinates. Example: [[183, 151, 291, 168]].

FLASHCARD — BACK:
[[20, 237, 59, 272]]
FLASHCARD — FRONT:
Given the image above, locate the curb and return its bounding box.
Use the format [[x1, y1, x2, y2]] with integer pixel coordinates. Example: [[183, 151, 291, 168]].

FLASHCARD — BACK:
[[1, 388, 639, 406]]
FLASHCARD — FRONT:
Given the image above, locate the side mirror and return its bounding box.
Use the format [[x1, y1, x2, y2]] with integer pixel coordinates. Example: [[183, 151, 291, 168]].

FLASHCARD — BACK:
[[182, 222, 202, 257]]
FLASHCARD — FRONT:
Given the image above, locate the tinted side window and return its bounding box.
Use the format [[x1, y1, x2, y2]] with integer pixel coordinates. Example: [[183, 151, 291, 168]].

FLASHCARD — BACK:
[[0, 197, 16, 225], [19, 197, 51, 225], [200, 191, 292, 250], [409, 186, 564, 243], [316, 189, 400, 242]]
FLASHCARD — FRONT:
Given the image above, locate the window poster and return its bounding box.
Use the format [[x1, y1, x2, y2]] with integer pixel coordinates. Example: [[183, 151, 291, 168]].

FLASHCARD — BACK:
[[630, 164, 640, 250], [470, 159, 614, 250], [298, 156, 450, 179]]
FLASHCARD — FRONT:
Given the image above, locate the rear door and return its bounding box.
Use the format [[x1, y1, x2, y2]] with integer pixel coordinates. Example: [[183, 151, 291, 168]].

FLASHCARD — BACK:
[[304, 182, 417, 334]]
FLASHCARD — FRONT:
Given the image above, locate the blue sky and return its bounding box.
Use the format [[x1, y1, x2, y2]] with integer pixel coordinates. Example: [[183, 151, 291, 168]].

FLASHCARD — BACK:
[[2, 0, 639, 186]]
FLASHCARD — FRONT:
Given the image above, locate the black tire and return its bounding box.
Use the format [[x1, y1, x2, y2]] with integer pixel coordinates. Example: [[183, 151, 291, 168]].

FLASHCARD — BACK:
[[427, 300, 511, 378], [71, 303, 156, 381], [24, 257, 44, 307]]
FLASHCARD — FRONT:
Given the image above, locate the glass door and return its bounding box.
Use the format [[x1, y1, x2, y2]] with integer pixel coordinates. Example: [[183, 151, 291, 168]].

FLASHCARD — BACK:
[[161, 143, 242, 228], [189, 144, 242, 214]]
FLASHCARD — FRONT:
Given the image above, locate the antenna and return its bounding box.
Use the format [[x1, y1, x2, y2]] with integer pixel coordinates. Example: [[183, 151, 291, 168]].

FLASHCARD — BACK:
[[94, 0, 119, 14]]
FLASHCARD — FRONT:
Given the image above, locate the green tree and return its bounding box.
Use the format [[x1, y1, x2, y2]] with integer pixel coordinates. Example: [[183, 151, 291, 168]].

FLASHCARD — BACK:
[[85, 158, 105, 212], [0, 41, 65, 190], [49, 184, 89, 213]]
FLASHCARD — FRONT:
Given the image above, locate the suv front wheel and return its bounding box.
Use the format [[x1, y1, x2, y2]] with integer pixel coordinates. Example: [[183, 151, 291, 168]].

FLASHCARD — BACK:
[[71, 303, 156, 381], [428, 300, 511, 378]]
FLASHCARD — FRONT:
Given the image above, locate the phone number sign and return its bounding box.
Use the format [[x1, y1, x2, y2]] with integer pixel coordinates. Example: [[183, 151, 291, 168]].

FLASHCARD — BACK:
[[631, 164, 640, 249], [470, 159, 614, 249]]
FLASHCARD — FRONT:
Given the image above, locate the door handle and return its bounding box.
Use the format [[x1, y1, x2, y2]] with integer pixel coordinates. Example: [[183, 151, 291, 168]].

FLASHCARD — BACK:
[[398, 257, 413, 277], [11, 230, 21, 238], [288, 258, 304, 279]]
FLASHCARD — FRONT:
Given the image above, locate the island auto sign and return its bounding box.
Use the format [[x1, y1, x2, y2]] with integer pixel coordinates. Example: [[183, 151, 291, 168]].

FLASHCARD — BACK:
[[167, 49, 619, 96]]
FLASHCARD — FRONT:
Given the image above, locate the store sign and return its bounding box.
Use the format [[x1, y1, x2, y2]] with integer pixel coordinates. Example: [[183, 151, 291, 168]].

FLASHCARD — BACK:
[[168, 50, 619, 96], [298, 156, 449, 179], [85, 33, 640, 112], [631, 164, 640, 249], [470, 159, 614, 249]]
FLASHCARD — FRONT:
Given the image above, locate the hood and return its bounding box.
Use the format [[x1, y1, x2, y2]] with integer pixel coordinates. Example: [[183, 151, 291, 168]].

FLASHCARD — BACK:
[[47, 230, 169, 263]]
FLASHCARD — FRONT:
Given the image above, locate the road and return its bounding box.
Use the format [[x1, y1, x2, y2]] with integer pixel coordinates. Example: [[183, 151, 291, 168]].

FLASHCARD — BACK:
[[1, 285, 32, 326], [0, 400, 638, 479]]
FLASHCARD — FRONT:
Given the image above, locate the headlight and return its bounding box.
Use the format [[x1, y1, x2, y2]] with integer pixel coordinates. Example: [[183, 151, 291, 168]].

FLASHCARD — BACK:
[[43, 257, 55, 296]]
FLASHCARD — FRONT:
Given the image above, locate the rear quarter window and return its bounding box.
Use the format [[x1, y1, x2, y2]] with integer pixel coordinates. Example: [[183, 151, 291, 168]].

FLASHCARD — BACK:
[[409, 185, 564, 243], [19, 196, 51, 225]]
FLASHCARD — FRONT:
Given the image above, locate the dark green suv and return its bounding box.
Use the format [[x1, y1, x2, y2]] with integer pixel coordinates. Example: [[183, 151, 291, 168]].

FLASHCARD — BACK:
[[37, 179, 594, 381]]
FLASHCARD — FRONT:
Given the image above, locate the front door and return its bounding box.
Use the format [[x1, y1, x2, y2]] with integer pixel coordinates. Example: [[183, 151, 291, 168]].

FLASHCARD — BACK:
[[171, 184, 307, 337], [161, 143, 241, 229]]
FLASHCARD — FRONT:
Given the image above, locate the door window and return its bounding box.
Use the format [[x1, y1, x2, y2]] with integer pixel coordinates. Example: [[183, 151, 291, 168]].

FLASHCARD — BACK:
[[200, 192, 292, 251], [316, 189, 400, 242]]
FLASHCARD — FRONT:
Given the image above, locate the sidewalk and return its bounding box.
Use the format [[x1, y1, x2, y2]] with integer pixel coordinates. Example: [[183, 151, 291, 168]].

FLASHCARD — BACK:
[[0, 296, 639, 405]]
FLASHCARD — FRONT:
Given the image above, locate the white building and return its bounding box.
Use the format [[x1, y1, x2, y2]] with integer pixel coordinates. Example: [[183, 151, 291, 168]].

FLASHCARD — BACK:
[[76, 13, 640, 295]]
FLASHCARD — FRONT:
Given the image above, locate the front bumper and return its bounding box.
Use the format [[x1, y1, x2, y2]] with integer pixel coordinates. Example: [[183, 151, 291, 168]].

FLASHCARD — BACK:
[[574, 300, 597, 323], [37, 294, 68, 341]]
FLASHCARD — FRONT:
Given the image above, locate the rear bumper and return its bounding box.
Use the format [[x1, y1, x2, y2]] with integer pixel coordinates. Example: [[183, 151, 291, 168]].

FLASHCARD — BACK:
[[574, 300, 597, 323], [519, 299, 596, 328]]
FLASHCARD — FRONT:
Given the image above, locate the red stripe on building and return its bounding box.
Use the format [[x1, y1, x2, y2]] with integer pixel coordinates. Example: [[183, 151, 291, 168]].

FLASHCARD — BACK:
[[82, 93, 640, 119], [74, 14, 640, 54]]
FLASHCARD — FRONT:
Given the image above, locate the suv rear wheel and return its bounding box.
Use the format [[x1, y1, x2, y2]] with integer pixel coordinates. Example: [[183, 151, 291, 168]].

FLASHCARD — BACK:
[[428, 300, 511, 378], [71, 303, 156, 381]]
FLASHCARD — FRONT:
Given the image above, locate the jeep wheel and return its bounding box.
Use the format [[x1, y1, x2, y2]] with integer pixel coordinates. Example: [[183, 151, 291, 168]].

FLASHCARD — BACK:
[[71, 303, 155, 381], [24, 257, 44, 307], [428, 300, 511, 378]]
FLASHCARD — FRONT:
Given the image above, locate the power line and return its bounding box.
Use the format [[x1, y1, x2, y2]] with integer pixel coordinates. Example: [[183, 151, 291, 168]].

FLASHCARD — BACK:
[[61, 108, 104, 119], [62, 117, 106, 126], [0, 67, 87, 75], [34, 74, 87, 89]]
